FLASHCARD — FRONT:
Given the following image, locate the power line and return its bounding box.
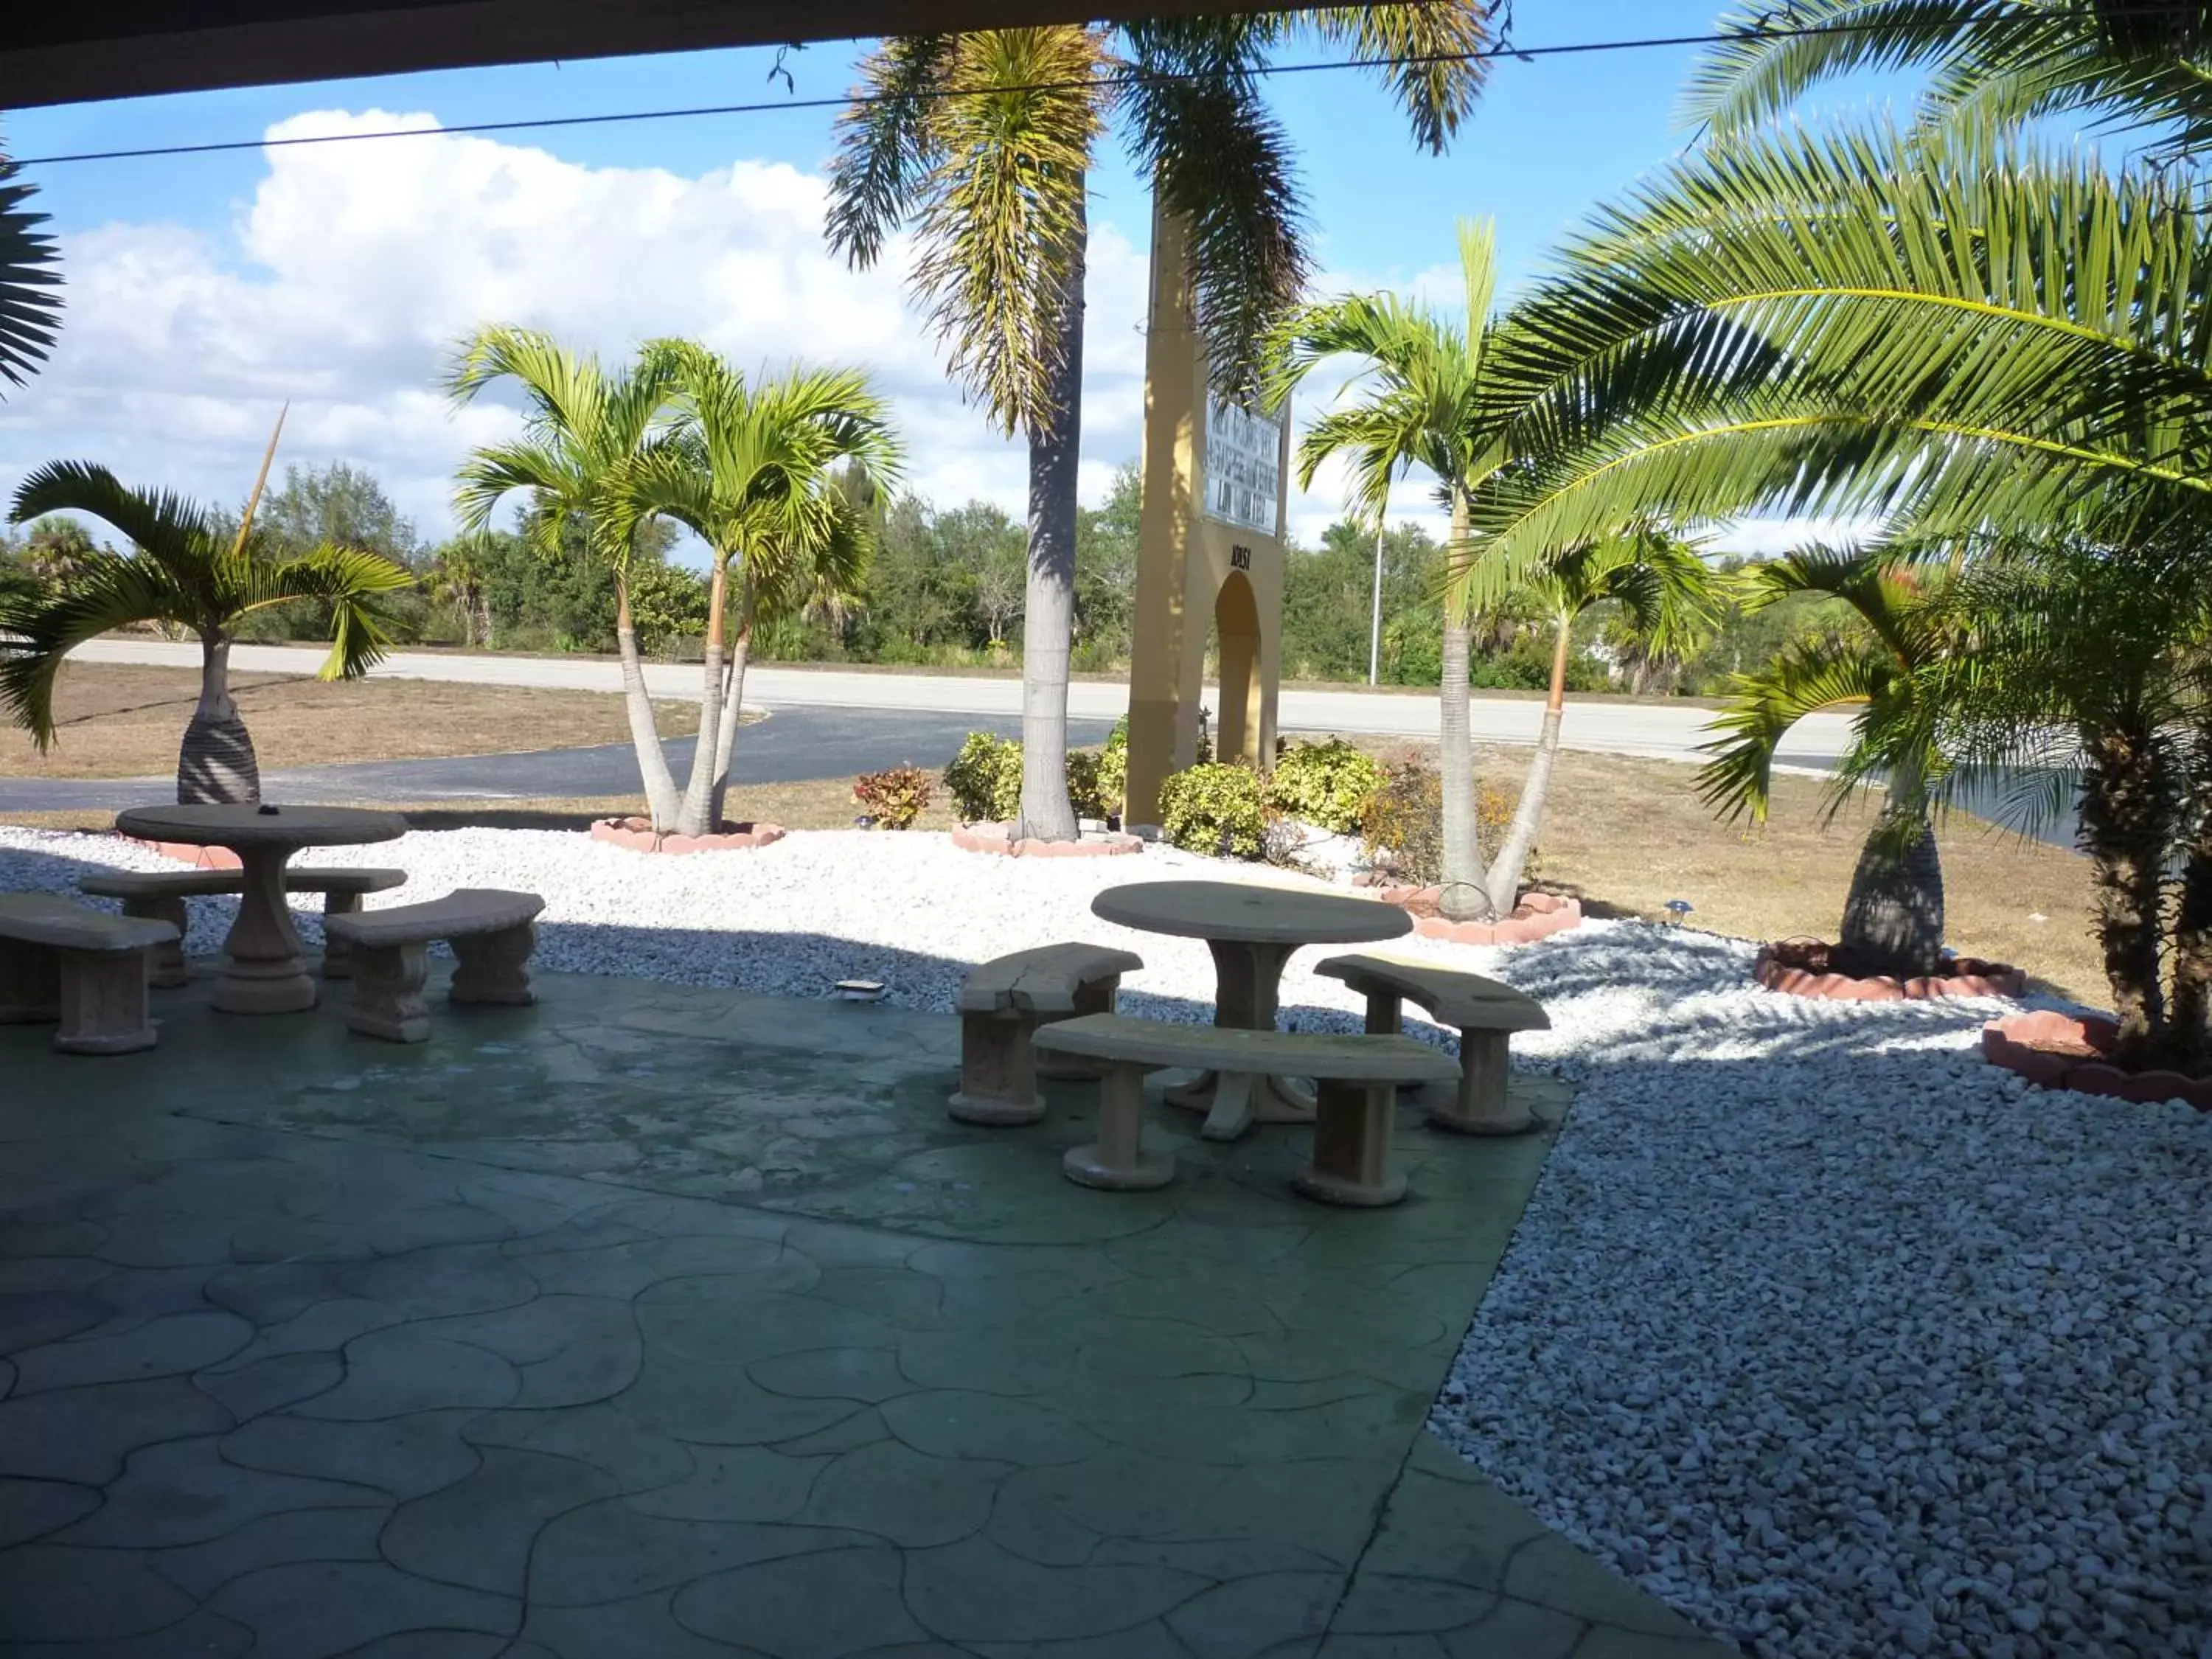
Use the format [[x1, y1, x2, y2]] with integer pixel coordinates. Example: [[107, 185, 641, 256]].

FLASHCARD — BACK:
[[6, 7, 2183, 169]]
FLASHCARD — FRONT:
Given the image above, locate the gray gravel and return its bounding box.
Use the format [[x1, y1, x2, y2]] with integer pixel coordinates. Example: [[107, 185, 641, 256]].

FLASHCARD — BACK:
[[5, 824, 2207, 1657]]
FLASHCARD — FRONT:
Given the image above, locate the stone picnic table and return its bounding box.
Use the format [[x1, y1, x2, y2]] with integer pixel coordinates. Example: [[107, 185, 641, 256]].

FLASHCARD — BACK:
[[1089, 878, 1412, 1141], [113, 803, 407, 1015]]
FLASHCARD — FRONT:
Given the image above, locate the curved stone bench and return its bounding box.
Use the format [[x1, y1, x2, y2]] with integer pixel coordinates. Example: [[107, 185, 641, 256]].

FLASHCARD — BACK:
[[948, 942, 1143, 1126], [1316, 953, 1551, 1136], [324, 888, 543, 1043], [79, 867, 407, 987], [0, 893, 179, 1054], [1032, 1013, 1458, 1205]]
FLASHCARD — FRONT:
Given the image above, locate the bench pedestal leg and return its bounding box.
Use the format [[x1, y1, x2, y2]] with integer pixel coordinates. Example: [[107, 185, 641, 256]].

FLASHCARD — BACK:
[[55, 949, 157, 1055], [1428, 1029, 1537, 1136], [451, 924, 537, 1007], [1036, 976, 1120, 1080], [949, 1009, 1046, 1126], [1295, 1079, 1407, 1207], [0, 939, 60, 1023], [348, 942, 431, 1043], [120, 897, 189, 989], [1063, 1063, 1175, 1191], [321, 894, 362, 981]]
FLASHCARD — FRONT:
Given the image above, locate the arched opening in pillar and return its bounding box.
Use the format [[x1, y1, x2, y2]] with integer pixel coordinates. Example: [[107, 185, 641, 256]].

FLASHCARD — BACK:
[[1211, 570, 1265, 768]]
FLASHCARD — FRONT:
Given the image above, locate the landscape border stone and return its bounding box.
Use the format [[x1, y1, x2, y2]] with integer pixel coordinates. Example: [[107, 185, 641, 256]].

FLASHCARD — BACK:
[[950, 823, 1144, 858], [1982, 1008, 2212, 1110], [127, 836, 243, 870], [1754, 938, 2026, 1001], [589, 817, 787, 855], [1372, 888, 1582, 947]]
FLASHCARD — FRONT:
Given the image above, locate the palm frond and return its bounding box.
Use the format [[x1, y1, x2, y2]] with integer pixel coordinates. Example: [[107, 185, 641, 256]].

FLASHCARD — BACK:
[[1697, 637, 1894, 824], [0, 554, 196, 746], [0, 158, 62, 393], [827, 35, 956, 269], [1301, 3, 1490, 155]]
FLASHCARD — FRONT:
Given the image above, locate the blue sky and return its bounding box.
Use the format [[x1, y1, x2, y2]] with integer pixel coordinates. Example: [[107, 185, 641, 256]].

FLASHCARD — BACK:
[[0, 1, 1872, 554]]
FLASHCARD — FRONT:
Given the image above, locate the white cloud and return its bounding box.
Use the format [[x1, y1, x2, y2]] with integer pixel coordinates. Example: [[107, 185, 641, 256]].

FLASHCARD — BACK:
[[0, 108, 1152, 557]]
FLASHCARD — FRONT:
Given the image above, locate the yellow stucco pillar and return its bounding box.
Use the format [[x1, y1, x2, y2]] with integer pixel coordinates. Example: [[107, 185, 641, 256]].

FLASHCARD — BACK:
[[1123, 203, 1291, 827]]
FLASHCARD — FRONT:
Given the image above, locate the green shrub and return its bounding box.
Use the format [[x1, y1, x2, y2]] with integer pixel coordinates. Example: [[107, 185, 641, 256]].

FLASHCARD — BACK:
[[1065, 749, 1111, 820], [945, 732, 1022, 823], [1158, 762, 1270, 860], [1268, 738, 1385, 834], [1097, 717, 1129, 813], [1358, 765, 1526, 886], [853, 763, 933, 830]]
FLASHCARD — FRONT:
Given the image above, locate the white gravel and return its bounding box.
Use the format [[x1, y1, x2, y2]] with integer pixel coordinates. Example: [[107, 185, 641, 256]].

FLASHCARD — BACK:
[[6, 823, 2208, 1658]]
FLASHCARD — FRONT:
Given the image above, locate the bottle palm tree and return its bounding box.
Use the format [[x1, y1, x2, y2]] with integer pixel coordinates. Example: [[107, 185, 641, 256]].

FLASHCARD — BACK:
[[1265, 219, 1520, 921], [0, 460, 411, 804], [0, 150, 61, 397], [1480, 523, 1716, 911], [622, 344, 900, 837], [446, 327, 689, 829], [825, 7, 1491, 841], [1696, 545, 1961, 978]]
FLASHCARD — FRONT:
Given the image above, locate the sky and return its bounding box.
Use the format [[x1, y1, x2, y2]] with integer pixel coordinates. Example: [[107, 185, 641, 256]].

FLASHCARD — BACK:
[[0, 1, 1884, 562]]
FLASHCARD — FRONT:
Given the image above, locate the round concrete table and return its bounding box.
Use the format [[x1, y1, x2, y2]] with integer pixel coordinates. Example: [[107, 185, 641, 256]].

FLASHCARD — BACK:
[[1090, 880, 1412, 1141], [114, 804, 407, 1015]]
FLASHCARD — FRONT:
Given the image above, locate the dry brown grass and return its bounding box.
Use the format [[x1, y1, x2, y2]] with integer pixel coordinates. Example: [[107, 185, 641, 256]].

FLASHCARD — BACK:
[[0, 662, 698, 779]]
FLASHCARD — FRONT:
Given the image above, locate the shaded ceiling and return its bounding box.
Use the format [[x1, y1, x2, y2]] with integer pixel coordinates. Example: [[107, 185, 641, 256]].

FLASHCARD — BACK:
[[5, 1, 1326, 110]]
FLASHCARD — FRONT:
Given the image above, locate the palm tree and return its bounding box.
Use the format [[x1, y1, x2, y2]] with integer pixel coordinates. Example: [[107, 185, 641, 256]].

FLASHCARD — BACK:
[[1696, 546, 1961, 978], [1686, 0, 2212, 161], [0, 462, 411, 804], [826, 7, 1491, 841], [624, 344, 900, 836], [428, 536, 495, 647], [1481, 523, 1715, 911], [1265, 219, 1520, 921], [446, 327, 688, 829], [0, 150, 61, 397]]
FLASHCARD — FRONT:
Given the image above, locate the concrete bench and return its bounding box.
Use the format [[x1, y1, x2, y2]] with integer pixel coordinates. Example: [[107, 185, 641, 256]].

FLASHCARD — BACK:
[[78, 866, 407, 987], [948, 942, 1143, 1126], [1316, 953, 1551, 1135], [0, 893, 180, 1055], [1031, 1013, 1458, 1205], [323, 888, 543, 1043]]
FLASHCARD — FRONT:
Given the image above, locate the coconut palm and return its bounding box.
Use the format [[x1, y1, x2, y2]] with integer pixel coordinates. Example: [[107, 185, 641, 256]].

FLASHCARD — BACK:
[[1686, 0, 2212, 161], [0, 151, 60, 397], [446, 327, 689, 828], [622, 344, 900, 836], [1481, 523, 1716, 912], [826, 7, 1491, 841], [1265, 219, 1522, 920], [0, 462, 411, 804], [1696, 545, 1964, 978]]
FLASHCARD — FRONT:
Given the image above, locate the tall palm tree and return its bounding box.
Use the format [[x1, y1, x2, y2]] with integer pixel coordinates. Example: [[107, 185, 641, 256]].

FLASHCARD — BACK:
[[826, 7, 1492, 841], [0, 462, 411, 804], [1265, 219, 1520, 921], [624, 344, 900, 836], [1480, 523, 1715, 911], [1696, 545, 1961, 978], [0, 150, 61, 397], [446, 327, 688, 828]]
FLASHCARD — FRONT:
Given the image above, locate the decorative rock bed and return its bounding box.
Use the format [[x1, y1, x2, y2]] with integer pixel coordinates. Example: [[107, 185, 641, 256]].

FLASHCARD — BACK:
[[1753, 936, 2026, 1001], [588, 817, 787, 855], [950, 822, 1144, 858], [1371, 886, 1583, 947], [1983, 1009, 2212, 1111]]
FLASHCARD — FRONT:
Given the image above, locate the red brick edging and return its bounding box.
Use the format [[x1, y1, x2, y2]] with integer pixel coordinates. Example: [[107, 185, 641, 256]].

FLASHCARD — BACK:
[[127, 837, 242, 870], [1752, 941, 2025, 1002], [950, 824, 1144, 858], [1371, 888, 1582, 947], [1982, 1010, 2212, 1110], [588, 817, 787, 855]]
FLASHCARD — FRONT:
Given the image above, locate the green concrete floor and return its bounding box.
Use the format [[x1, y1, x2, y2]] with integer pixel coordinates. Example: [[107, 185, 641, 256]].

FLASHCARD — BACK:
[[0, 964, 1736, 1658]]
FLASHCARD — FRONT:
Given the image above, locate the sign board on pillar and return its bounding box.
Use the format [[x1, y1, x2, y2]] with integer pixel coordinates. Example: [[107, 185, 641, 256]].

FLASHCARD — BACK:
[[1123, 204, 1293, 829]]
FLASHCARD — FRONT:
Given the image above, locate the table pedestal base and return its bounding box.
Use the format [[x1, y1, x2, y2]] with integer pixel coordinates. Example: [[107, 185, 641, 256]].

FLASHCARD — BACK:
[[1164, 1071, 1317, 1141], [213, 846, 317, 1016]]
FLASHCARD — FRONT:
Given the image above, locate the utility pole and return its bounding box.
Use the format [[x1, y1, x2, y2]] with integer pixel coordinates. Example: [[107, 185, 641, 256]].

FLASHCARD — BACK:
[[1368, 521, 1385, 686]]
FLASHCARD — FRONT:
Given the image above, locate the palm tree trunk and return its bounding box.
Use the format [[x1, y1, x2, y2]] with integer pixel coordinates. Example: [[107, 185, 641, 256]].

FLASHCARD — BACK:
[[675, 553, 731, 838], [2080, 728, 2170, 1060], [177, 628, 260, 805], [1438, 495, 1493, 922], [1485, 614, 1571, 911], [2168, 815, 2212, 1071], [706, 577, 757, 832], [1837, 804, 1945, 978], [1013, 181, 1085, 844], [613, 573, 682, 831]]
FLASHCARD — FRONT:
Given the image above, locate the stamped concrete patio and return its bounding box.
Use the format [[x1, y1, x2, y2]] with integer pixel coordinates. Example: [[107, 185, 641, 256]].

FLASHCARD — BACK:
[[0, 961, 1733, 1658]]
